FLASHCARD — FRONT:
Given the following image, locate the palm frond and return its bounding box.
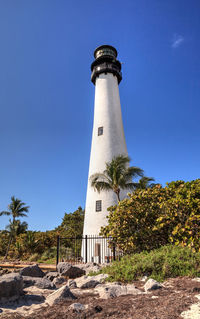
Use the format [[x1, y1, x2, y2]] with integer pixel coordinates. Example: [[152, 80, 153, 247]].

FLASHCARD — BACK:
[[16, 212, 28, 218], [121, 182, 136, 190], [134, 176, 156, 190], [90, 154, 146, 200], [0, 211, 11, 216], [124, 166, 144, 179], [17, 206, 29, 213], [90, 173, 109, 182], [92, 181, 112, 193]]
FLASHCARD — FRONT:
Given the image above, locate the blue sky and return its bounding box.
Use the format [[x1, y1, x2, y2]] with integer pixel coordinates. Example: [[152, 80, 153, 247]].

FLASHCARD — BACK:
[[0, 0, 199, 231]]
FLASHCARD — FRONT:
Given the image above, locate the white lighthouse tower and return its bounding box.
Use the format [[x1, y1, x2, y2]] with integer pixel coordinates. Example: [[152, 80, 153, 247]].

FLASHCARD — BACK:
[[82, 45, 128, 262]]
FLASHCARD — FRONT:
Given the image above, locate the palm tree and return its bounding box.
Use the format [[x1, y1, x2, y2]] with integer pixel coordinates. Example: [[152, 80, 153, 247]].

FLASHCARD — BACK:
[[90, 155, 144, 201], [6, 220, 28, 236], [0, 196, 29, 259], [133, 176, 156, 190]]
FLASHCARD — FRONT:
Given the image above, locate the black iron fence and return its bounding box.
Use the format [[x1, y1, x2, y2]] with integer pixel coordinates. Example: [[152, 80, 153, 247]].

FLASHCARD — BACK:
[[56, 235, 123, 265]]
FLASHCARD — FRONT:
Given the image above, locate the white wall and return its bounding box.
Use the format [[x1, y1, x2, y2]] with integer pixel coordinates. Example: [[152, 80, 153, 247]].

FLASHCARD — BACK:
[[83, 73, 128, 236]]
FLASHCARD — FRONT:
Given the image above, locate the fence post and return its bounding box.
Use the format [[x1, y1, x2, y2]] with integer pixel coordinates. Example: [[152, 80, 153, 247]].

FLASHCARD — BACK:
[[85, 235, 88, 263], [56, 235, 60, 267], [113, 242, 116, 261]]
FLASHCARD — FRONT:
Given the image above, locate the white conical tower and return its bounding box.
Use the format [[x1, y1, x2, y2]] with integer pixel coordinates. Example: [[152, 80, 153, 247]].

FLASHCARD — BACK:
[[82, 45, 128, 262]]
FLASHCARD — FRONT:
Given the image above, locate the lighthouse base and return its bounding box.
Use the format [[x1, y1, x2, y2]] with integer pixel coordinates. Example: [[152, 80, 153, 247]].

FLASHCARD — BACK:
[[81, 235, 117, 264]]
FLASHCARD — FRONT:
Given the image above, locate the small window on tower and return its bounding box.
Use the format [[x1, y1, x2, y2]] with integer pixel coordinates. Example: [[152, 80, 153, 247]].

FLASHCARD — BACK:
[[98, 127, 103, 136], [96, 200, 102, 212]]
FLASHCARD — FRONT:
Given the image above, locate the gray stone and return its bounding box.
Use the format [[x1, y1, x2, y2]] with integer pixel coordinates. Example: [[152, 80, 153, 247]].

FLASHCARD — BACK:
[[69, 303, 88, 312], [52, 276, 66, 285], [81, 279, 100, 289], [44, 271, 59, 281], [24, 294, 45, 303], [57, 262, 85, 278], [95, 283, 142, 299], [78, 262, 101, 275], [0, 273, 23, 303], [46, 285, 76, 306], [89, 273, 109, 283], [20, 264, 45, 278], [144, 278, 162, 292], [141, 275, 148, 282], [68, 279, 77, 288], [23, 276, 56, 289], [74, 273, 108, 289]]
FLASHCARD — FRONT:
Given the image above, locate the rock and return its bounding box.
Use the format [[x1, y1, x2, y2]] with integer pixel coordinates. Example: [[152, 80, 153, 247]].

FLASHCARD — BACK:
[[57, 262, 85, 278], [90, 273, 109, 282], [68, 279, 77, 288], [95, 283, 142, 299], [144, 278, 162, 292], [74, 273, 108, 289], [24, 294, 45, 304], [52, 276, 66, 286], [78, 262, 102, 275], [20, 264, 45, 278], [81, 279, 100, 289], [69, 303, 88, 313], [23, 276, 56, 289], [46, 285, 76, 306], [141, 275, 148, 282], [0, 273, 23, 303], [44, 272, 59, 281]]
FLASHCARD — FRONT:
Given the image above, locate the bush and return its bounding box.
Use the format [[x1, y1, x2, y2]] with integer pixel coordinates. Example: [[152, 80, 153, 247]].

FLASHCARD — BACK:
[[101, 179, 200, 253], [99, 245, 200, 282], [28, 253, 40, 262]]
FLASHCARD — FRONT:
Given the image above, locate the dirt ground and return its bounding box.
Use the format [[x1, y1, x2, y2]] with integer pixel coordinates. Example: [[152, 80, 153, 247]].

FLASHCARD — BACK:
[[1, 277, 200, 319]]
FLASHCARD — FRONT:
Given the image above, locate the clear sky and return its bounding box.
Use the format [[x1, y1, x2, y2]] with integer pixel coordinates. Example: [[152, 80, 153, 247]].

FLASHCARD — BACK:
[[0, 0, 199, 231]]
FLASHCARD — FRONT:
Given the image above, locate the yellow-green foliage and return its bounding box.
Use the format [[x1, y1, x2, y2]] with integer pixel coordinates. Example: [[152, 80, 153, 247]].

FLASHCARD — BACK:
[[0, 230, 57, 261], [0, 206, 84, 261], [101, 179, 200, 253], [100, 245, 200, 282]]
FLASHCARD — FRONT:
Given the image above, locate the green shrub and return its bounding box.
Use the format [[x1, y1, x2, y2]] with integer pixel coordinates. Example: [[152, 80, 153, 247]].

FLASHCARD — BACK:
[[99, 245, 200, 282], [28, 253, 40, 262], [101, 179, 200, 253]]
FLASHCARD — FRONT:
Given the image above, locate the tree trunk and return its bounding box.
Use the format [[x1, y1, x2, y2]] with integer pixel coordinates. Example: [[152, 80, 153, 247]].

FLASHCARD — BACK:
[[4, 235, 13, 260], [116, 189, 120, 202]]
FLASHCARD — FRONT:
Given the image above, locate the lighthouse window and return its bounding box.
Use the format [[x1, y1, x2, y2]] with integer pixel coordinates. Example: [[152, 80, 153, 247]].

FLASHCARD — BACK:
[[96, 200, 102, 212], [98, 127, 103, 136]]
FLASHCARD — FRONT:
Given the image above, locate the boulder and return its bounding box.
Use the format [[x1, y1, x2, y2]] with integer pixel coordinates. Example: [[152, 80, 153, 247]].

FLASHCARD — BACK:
[[20, 264, 45, 278], [81, 279, 100, 289], [95, 283, 142, 299], [90, 273, 109, 283], [23, 276, 55, 289], [78, 262, 102, 275], [0, 273, 23, 303], [141, 275, 148, 282], [144, 278, 162, 292], [52, 276, 66, 286], [68, 280, 77, 288], [57, 262, 85, 278], [44, 272, 59, 281], [46, 285, 76, 306], [69, 303, 88, 312], [74, 273, 108, 289], [24, 294, 45, 304]]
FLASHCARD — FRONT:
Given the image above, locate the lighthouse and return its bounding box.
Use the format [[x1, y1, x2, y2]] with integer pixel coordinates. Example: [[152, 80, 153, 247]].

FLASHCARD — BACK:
[[82, 45, 128, 262]]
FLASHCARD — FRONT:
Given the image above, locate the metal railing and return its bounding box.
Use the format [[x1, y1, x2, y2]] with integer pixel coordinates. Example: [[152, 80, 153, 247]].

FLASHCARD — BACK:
[[56, 235, 122, 265]]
